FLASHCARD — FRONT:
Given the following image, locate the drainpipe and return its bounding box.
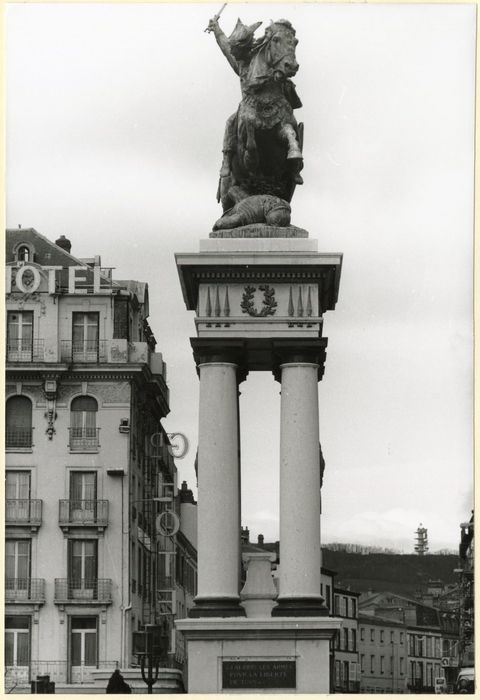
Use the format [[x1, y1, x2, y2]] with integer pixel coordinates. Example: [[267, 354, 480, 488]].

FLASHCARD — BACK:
[[121, 602, 132, 668]]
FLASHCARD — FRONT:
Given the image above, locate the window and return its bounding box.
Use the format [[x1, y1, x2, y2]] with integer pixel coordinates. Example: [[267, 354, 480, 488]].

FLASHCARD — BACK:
[[7, 311, 33, 361], [5, 540, 31, 592], [360, 655, 365, 673], [400, 657, 405, 675], [70, 616, 98, 681], [400, 632, 404, 644], [351, 598, 357, 618], [418, 636, 424, 657], [70, 396, 98, 450], [6, 396, 33, 448], [17, 245, 31, 262], [72, 312, 99, 361], [6, 471, 31, 522], [380, 656, 385, 674], [370, 628, 375, 643], [390, 631, 395, 644], [351, 628, 357, 652], [426, 663, 433, 687], [343, 627, 348, 651], [426, 636, 432, 658], [325, 585, 331, 610], [69, 472, 97, 522], [68, 540, 97, 593], [370, 655, 375, 674], [434, 638, 441, 658], [380, 630, 385, 643], [5, 616, 30, 669], [360, 627, 365, 641], [113, 298, 130, 340]]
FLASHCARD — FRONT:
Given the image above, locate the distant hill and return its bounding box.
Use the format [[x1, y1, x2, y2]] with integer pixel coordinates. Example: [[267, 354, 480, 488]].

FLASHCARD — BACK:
[[322, 548, 459, 597]]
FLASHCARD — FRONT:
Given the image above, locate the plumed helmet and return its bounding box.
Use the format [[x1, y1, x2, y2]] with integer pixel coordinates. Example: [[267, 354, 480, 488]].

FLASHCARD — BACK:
[[228, 18, 262, 50]]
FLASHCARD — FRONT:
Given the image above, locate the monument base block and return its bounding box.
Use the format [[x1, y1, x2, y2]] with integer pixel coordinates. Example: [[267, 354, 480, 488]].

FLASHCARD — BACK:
[[271, 596, 330, 617], [188, 596, 246, 618], [176, 616, 342, 694]]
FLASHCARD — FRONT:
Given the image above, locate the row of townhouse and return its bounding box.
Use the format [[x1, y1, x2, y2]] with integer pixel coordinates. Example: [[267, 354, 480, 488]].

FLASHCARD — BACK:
[[5, 228, 198, 693], [359, 591, 460, 693]]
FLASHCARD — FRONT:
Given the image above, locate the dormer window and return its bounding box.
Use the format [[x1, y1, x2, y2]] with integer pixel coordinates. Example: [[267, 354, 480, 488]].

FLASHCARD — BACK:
[[16, 244, 33, 263]]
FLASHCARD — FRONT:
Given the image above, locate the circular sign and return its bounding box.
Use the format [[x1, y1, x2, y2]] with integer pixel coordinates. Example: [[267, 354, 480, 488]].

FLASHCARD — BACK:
[[156, 510, 180, 536]]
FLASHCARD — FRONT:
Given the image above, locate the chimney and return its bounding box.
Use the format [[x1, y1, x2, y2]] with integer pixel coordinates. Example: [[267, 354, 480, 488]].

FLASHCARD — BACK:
[[179, 480, 196, 505], [258, 534, 264, 546], [55, 235, 72, 253]]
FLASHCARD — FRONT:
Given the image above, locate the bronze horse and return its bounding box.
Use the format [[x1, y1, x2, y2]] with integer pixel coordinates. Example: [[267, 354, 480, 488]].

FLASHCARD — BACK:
[[209, 18, 304, 212]]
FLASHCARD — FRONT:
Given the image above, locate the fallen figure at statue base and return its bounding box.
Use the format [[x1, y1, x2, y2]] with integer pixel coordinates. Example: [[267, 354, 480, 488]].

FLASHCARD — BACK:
[[213, 193, 291, 230]]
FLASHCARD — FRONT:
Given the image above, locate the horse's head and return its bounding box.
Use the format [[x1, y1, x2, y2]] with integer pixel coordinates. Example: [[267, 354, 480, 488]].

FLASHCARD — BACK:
[[264, 20, 299, 80]]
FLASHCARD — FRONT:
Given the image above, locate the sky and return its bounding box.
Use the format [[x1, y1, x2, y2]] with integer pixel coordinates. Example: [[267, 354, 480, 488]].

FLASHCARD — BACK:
[[6, 2, 476, 552]]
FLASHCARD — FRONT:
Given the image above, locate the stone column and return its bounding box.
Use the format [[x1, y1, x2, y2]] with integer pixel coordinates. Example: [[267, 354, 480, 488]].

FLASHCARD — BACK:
[[272, 350, 328, 616], [189, 358, 245, 617]]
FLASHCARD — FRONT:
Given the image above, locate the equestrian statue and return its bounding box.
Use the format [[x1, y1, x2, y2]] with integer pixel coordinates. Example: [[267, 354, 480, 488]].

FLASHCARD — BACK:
[[207, 14, 304, 227]]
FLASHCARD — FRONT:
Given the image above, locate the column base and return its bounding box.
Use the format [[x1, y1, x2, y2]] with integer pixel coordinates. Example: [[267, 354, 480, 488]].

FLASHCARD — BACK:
[[271, 597, 329, 617], [188, 597, 246, 618]]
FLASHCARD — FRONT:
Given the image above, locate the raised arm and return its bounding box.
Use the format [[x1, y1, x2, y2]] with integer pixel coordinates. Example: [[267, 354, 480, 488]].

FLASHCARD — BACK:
[[207, 18, 239, 75]]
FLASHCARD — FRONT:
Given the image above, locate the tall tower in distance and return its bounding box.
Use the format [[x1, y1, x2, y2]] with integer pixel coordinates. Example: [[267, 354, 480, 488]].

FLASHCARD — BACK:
[[414, 524, 429, 555]]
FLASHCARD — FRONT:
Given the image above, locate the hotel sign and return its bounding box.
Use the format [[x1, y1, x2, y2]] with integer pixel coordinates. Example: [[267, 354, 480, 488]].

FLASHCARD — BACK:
[[222, 660, 296, 689], [6, 264, 111, 295]]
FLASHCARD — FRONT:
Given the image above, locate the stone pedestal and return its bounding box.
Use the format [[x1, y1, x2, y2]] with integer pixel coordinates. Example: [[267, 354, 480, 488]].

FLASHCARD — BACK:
[[175, 229, 343, 692], [176, 617, 342, 694]]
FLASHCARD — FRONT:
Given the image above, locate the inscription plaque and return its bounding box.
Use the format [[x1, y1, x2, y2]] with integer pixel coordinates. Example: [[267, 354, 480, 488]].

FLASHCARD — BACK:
[[222, 660, 296, 689]]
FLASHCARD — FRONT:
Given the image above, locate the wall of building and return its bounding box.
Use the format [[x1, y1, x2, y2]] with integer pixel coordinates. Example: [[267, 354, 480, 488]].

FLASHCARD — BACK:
[[358, 616, 408, 693]]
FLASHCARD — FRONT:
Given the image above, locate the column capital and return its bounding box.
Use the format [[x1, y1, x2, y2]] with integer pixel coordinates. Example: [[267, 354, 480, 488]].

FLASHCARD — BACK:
[[272, 338, 328, 382], [191, 338, 249, 384]]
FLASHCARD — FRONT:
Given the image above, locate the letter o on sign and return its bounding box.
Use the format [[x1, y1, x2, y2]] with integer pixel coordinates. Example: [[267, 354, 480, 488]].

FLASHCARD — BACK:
[[16, 265, 41, 293], [156, 511, 180, 536]]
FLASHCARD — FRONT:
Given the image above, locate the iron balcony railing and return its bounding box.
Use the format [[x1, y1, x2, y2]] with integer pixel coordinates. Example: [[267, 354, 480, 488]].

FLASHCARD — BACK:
[[6, 339, 45, 362], [5, 578, 46, 603], [54, 578, 112, 604], [68, 427, 100, 451], [59, 499, 109, 527], [6, 499, 43, 527], [5, 660, 120, 686], [6, 428, 34, 449], [60, 340, 108, 363]]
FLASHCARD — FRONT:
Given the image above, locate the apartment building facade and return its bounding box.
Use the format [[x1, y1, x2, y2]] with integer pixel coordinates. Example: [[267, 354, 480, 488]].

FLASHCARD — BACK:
[[5, 228, 196, 692], [359, 590, 458, 693], [358, 612, 408, 693]]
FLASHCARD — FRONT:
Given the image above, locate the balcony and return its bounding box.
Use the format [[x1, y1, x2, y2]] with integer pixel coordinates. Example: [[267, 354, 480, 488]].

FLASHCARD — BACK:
[[68, 427, 100, 452], [6, 339, 45, 363], [6, 428, 34, 450], [54, 578, 112, 604], [59, 499, 109, 532], [5, 578, 46, 604], [60, 340, 108, 363], [5, 660, 120, 687], [6, 499, 43, 531]]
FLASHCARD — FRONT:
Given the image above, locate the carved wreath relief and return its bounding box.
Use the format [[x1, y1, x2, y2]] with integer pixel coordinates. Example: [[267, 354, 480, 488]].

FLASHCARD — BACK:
[[240, 285, 277, 317]]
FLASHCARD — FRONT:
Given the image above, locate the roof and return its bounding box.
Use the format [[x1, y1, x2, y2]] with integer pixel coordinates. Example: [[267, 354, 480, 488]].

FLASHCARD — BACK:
[[334, 586, 361, 598], [6, 228, 119, 290], [358, 612, 406, 629], [360, 590, 439, 612]]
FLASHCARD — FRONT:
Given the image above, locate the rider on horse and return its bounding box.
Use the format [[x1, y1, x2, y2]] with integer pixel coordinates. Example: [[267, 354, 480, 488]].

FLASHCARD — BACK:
[[208, 16, 304, 190]]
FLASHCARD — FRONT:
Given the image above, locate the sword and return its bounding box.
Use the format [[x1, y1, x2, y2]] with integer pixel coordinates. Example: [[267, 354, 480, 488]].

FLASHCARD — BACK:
[[205, 3, 227, 32]]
